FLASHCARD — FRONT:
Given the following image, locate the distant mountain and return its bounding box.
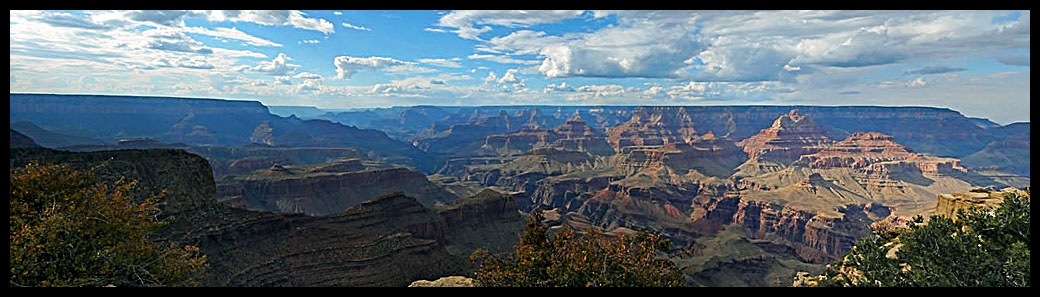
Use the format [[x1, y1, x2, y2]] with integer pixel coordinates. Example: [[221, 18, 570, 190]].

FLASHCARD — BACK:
[[961, 122, 1030, 176], [267, 105, 330, 119], [10, 121, 106, 148], [9, 129, 40, 148], [966, 117, 1002, 129], [10, 93, 435, 172]]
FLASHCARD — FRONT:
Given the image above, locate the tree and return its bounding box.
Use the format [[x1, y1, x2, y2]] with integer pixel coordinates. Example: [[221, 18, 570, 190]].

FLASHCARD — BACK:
[[470, 210, 685, 287], [10, 163, 206, 287], [807, 190, 1030, 287]]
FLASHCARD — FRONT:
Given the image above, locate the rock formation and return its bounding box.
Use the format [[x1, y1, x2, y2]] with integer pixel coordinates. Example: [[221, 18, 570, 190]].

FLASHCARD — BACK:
[[737, 109, 833, 167], [217, 162, 459, 215], [935, 187, 1028, 221], [9, 147, 526, 287], [549, 115, 616, 156], [792, 132, 919, 169], [606, 107, 699, 150], [408, 276, 476, 287]]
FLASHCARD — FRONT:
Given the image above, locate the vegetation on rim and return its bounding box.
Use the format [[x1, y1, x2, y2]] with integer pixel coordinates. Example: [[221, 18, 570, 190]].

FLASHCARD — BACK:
[[470, 210, 686, 287], [10, 163, 207, 287]]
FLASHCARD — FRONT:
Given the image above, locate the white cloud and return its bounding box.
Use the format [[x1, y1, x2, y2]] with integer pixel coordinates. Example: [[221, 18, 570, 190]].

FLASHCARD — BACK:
[[537, 13, 706, 79], [497, 68, 520, 84], [879, 77, 928, 88], [275, 76, 292, 85], [205, 10, 335, 34], [435, 10, 590, 40], [242, 53, 299, 75], [293, 72, 322, 79], [543, 82, 575, 92], [418, 58, 463, 68], [468, 54, 540, 65], [182, 26, 282, 47], [341, 22, 371, 31], [333, 56, 432, 79]]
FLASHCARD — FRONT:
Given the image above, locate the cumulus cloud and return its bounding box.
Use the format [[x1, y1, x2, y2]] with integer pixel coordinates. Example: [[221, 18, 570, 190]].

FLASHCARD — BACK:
[[543, 82, 575, 92], [243, 53, 299, 75], [449, 10, 1030, 84], [484, 71, 498, 83], [275, 76, 292, 85], [206, 10, 335, 34], [497, 69, 520, 84], [333, 56, 427, 79], [538, 14, 706, 79], [293, 72, 322, 79], [297, 78, 322, 93]]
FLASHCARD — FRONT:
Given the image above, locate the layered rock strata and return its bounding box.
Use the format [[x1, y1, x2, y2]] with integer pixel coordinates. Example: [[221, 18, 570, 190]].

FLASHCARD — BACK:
[[935, 187, 1028, 221], [606, 107, 699, 150], [10, 147, 526, 287], [737, 109, 833, 165], [217, 164, 458, 215]]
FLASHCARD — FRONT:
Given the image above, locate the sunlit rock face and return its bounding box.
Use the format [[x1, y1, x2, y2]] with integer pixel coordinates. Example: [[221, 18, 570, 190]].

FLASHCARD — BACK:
[[738, 109, 834, 165], [606, 107, 699, 151]]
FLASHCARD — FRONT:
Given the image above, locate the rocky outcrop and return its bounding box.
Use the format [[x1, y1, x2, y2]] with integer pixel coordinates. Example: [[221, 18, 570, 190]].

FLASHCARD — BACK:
[[612, 132, 747, 177], [408, 276, 476, 287], [10, 147, 526, 287], [606, 107, 699, 150], [217, 165, 458, 215], [226, 156, 293, 177], [935, 187, 1028, 221], [478, 128, 558, 156], [550, 116, 615, 156], [697, 196, 883, 262], [434, 189, 526, 254], [792, 132, 920, 169], [416, 109, 562, 155], [187, 145, 369, 181], [737, 109, 833, 165]]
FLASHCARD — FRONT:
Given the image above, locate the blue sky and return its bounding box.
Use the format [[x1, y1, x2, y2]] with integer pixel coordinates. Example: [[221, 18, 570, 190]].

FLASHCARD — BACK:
[[9, 10, 1031, 124]]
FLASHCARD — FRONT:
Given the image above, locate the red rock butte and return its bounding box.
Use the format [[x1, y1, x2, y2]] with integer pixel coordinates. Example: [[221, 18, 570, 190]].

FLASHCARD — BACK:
[[794, 131, 921, 169], [738, 109, 833, 164]]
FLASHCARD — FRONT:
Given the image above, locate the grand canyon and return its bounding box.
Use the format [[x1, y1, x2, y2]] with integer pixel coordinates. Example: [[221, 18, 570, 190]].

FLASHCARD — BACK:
[[9, 93, 1029, 286], [10, 10, 1029, 287]]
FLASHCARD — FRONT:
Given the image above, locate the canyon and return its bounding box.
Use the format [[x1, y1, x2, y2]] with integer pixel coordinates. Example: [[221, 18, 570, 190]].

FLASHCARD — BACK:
[[9, 93, 1029, 286]]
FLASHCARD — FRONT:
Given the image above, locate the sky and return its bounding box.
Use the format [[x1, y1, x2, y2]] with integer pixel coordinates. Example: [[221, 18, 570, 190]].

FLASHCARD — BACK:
[[9, 10, 1031, 124]]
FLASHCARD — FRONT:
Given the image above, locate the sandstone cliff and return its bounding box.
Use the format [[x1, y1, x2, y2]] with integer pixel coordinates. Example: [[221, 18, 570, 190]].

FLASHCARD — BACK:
[[935, 187, 1028, 221], [606, 107, 699, 150]]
